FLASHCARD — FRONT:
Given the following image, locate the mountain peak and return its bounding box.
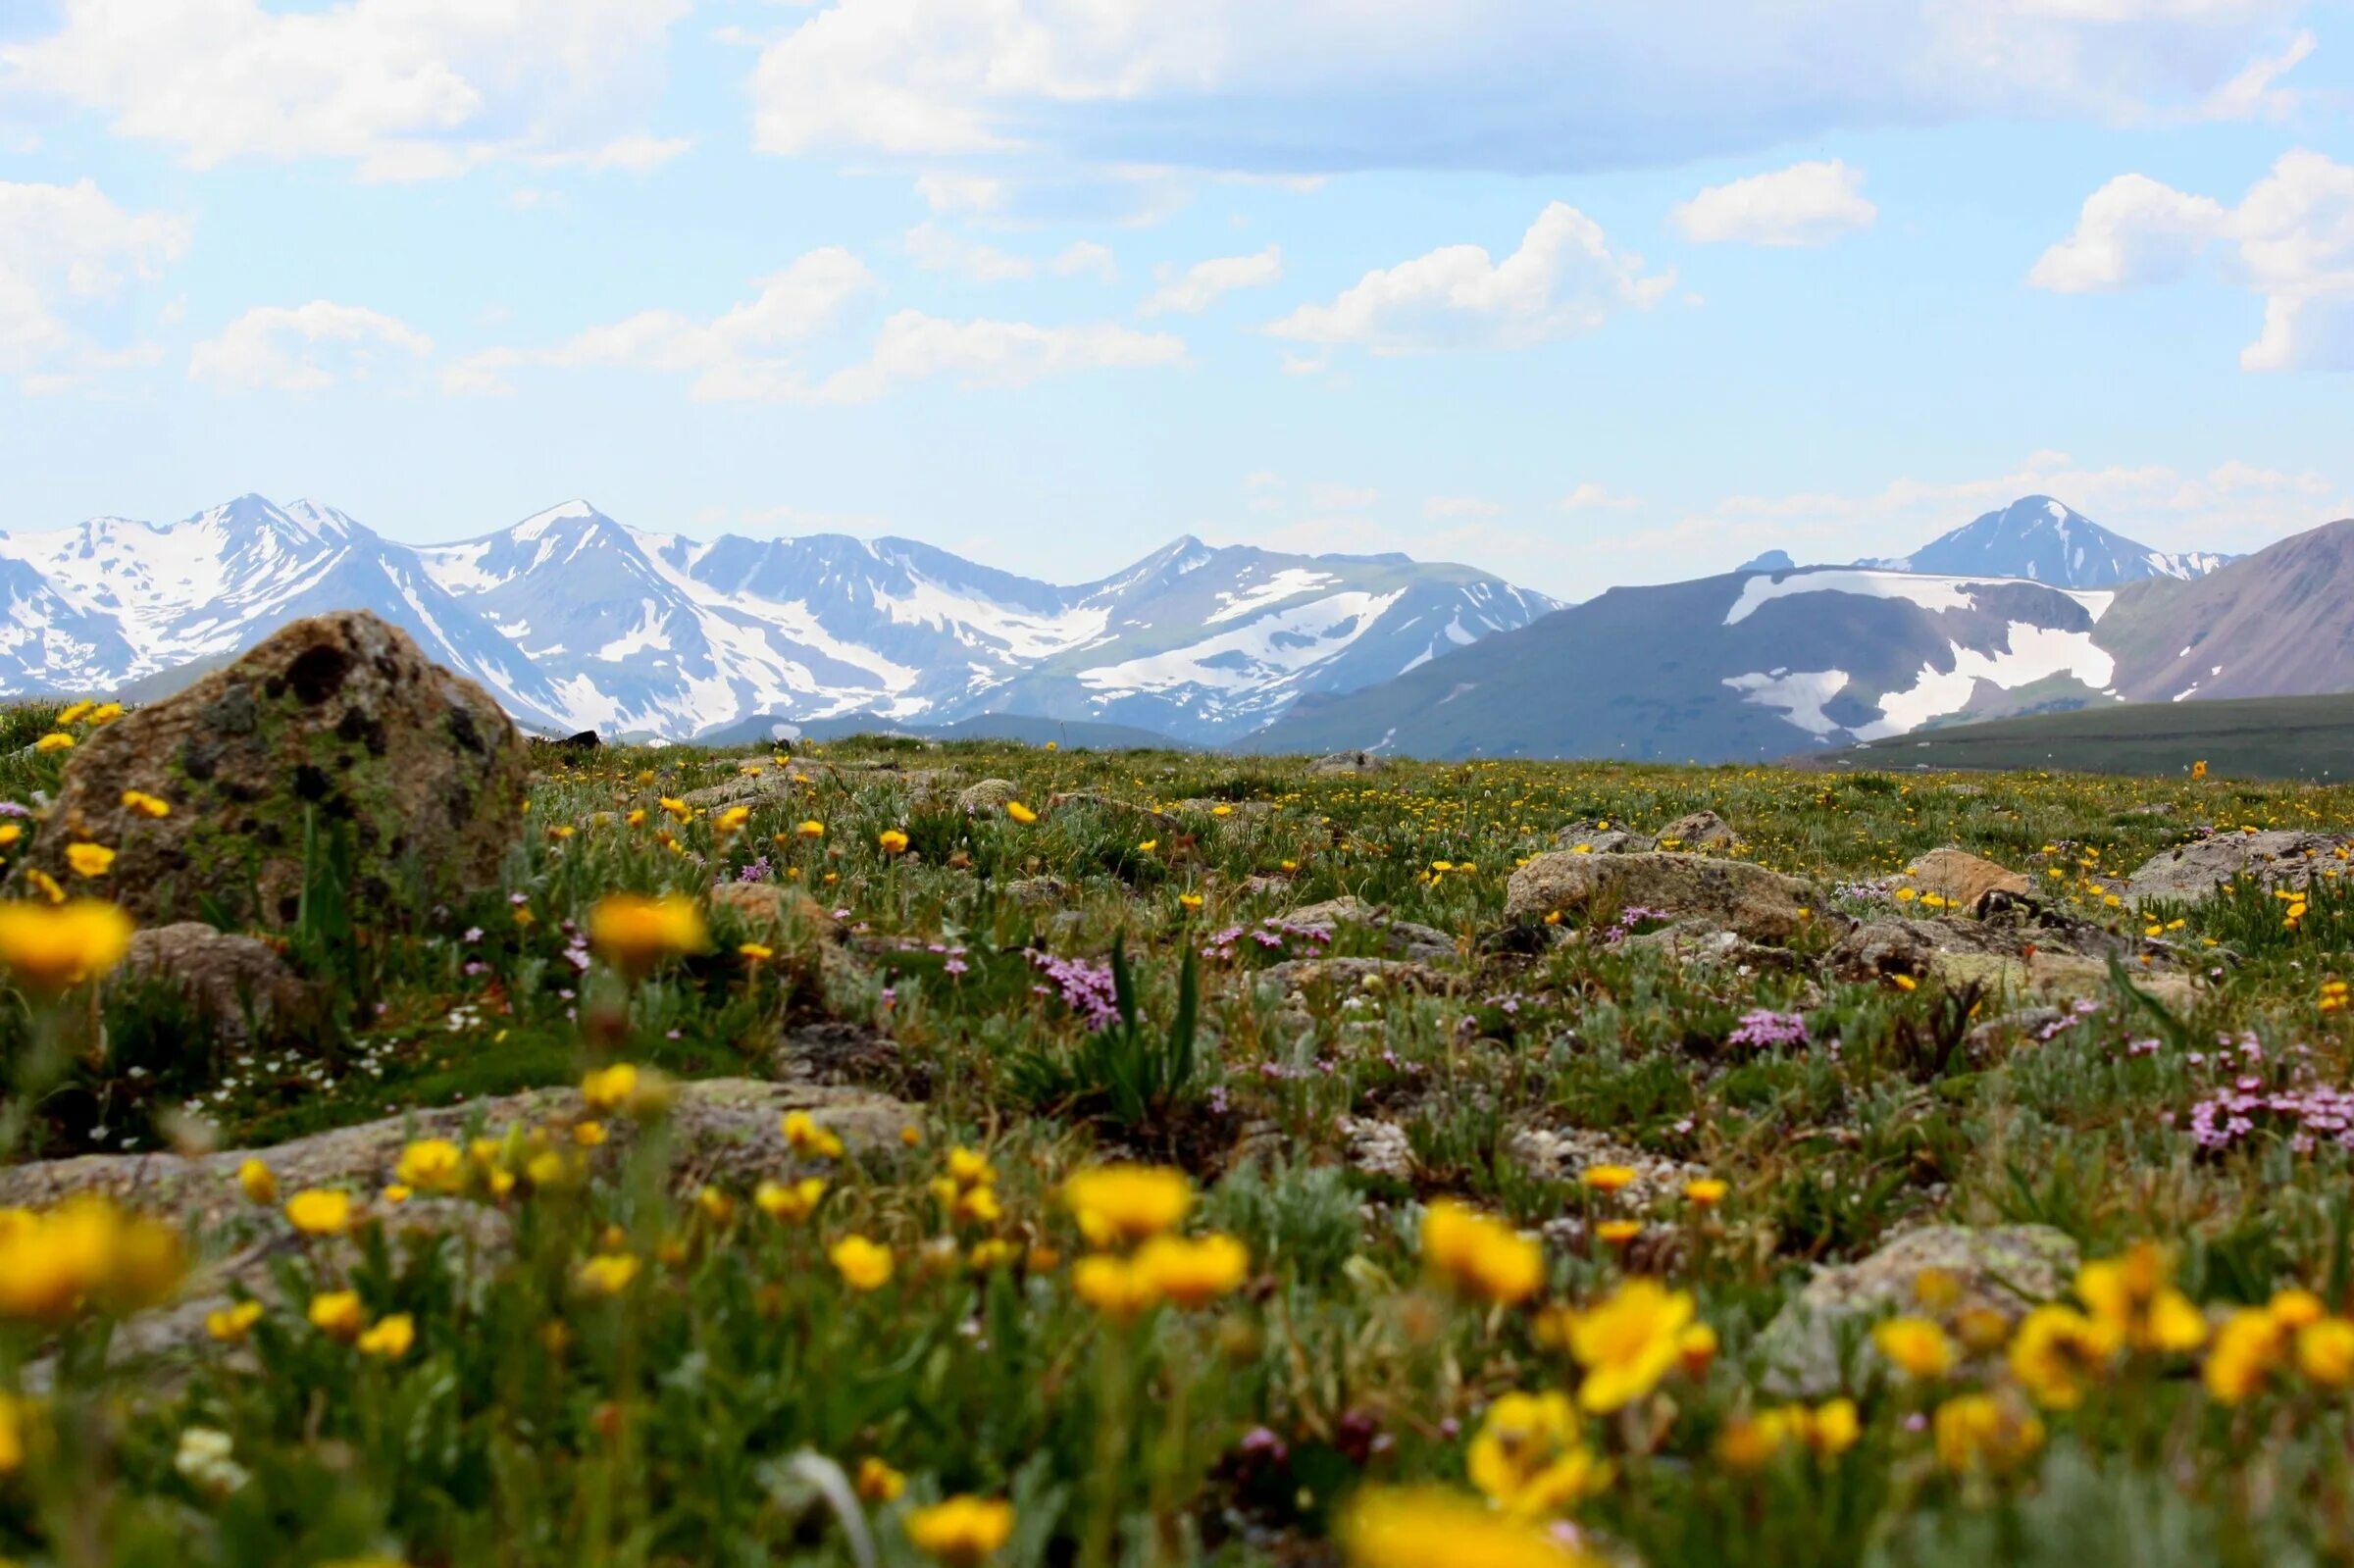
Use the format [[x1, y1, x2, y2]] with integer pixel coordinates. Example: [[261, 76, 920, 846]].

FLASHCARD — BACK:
[[1863, 494, 2232, 588]]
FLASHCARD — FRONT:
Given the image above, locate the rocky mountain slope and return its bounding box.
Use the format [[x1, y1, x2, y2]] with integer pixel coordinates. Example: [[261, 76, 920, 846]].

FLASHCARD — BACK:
[[0, 495, 1558, 743]]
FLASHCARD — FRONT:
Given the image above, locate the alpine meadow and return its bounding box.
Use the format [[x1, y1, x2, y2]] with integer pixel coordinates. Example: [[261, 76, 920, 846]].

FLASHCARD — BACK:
[[6, 3, 2354, 1567]]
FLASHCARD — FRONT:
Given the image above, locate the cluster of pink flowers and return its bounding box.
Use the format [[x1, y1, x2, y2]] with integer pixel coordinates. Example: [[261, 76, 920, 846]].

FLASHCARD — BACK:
[[1027, 949, 1122, 1031], [2174, 1031, 2353, 1152], [1202, 918, 1333, 962], [1726, 1008, 1811, 1050]]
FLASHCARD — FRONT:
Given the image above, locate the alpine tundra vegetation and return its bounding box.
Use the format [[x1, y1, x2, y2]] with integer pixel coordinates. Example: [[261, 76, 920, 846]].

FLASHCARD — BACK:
[[5, 617, 2354, 1567]]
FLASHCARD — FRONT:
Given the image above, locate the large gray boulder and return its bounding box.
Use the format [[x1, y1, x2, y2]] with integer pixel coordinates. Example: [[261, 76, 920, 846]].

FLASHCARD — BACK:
[[2124, 830, 2348, 905], [1506, 851, 1820, 940], [26, 612, 527, 928]]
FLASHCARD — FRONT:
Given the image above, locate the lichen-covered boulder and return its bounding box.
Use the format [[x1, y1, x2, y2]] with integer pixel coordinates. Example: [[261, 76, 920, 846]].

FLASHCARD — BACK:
[[1656, 810, 1738, 850], [2124, 830, 2349, 905], [1756, 1224, 2079, 1396], [1306, 750, 1384, 777], [25, 612, 527, 927], [1554, 820, 1657, 853], [1506, 851, 1819, 941]]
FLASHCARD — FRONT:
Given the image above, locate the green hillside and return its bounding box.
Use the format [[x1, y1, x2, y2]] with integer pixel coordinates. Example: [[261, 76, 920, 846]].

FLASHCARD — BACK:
[[1802, 690, 2354, 780]]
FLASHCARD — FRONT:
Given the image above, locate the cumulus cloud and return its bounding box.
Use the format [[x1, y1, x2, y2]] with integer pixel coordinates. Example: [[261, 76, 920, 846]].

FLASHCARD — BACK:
[[190, 301, 433, 391], [2031, 149, 2354, 371], [1, 0, 688, 179], [447, 249, 1184, 403], [818, 312, 1187, 402], [1052, 240, 1120, 281], [748, 0, 2315, 185], [1671, 160, 1878, 247], [1140, 245, 1283, 315], [1265, 203, 1672, 355], [904, 221, 1037, 282], [1558, 483, 1643, 512], [0, 178, 187, 389]]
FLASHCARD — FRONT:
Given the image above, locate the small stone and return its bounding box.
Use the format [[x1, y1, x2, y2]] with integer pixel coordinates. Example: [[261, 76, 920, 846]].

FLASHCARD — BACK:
[[955, 779, 1021, 814], [1554, 821, 1657, 854], [118, 923, 321, 1046], [1655, 810, 1737, 850], [1895, 847, 2031, 912], [1306, 750, 1385, 777]]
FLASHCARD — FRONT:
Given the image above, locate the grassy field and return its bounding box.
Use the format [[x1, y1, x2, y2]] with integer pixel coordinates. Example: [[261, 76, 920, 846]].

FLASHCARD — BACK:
[[6, 707, 2354, 1566], [1804, 690, 2354, 782]]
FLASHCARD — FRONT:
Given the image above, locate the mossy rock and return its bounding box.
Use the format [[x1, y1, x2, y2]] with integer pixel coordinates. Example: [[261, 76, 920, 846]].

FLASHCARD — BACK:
[[24, 611, 528, 928]]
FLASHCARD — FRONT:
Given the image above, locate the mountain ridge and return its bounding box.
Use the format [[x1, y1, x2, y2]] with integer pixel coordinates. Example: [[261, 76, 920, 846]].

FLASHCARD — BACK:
[[0, 494, 1559, 743]]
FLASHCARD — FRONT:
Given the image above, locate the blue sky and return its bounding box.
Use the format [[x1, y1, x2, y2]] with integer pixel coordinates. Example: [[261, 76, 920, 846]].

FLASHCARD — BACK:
[[0, 0, 2349, 600]]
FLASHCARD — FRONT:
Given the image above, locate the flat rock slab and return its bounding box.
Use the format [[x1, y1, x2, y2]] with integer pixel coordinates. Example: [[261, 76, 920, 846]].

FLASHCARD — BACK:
[[1506, 851, 1819, 941], [0, 1078, 917, 1221], [1280, 896, 1457, 961], [2124, 830, 2350, 906]]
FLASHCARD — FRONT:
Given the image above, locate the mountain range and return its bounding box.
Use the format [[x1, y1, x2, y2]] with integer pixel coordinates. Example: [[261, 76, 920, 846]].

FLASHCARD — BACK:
[[1257, 513, 2354, 762], [2, 488, 2328, 760], [0, 495, 1557, 745]]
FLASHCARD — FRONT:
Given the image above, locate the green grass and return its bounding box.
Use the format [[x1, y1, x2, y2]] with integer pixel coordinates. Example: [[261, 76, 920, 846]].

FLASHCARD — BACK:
[[5, 722, 2354, 1566], [1807, 690, 2354, 781]]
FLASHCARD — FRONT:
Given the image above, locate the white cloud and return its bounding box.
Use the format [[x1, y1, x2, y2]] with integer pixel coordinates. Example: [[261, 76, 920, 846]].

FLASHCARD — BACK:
[[448, 249, 1184, 403], [2196, 26, 2315, 120], [1052, 240, 1119, 281], [818, 312, 1188, 402], [2032, 149, 2354, 371], [904, 221, 1036, 281], [1671, 160, 1878, 247], [190, 300, 433, 391], [2028, 174, 2228, 290], [1425, 495, 1504, 519], [2, 0, 688, 179], [748, 0, 2313, 182], [1140, 245, 1283, 315], [1305, 482, 1379, 510], [1558, 483, 1643, 512], [0, 178, 187, 389], [1265, 202, 1672, 355]]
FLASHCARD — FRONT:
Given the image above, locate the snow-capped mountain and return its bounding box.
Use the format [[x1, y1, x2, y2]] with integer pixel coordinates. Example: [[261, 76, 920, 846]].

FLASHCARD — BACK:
[[1859, 495, 2232, 587], [0, 495, 1559, 743]]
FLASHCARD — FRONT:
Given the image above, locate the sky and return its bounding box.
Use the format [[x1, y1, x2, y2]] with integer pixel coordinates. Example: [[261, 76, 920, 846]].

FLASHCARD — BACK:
[[0, 0, 2350, 603]]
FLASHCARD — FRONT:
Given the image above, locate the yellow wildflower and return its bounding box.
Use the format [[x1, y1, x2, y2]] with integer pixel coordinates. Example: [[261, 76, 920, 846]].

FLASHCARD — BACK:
[[754, 1177, 826, 1222], [1419, 1200, 1545, 1307], [587, 893, 708, 978], [235, 1158, 278, 1205], [1005, 800, 1038, 824], [2074, 1242, 2206, 1353], [1933, 1393, 2044, 1474], [1564, 1279, 1695, 1413], [854, 1455, 906, 1502], [1340, 1488, 1589, 1568], [1063, 1164, 1192, 1248], [1873, 1316, 1958, 1380], [357, 1313, 415, 1359], [830, 1235, 893, 1291], [0, 898, 134, 996], [283, 1189, 354, 1238], [2008, 1304, 2118, 1410], [903, 1495, 1015, 1566], [1133, 1232, 1250, 1308], [1465, 1391, 1612, 1519], [393, 1138, 464, 1194], [308, 1290, 367, 1340], [879, 830, 909, 855]]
